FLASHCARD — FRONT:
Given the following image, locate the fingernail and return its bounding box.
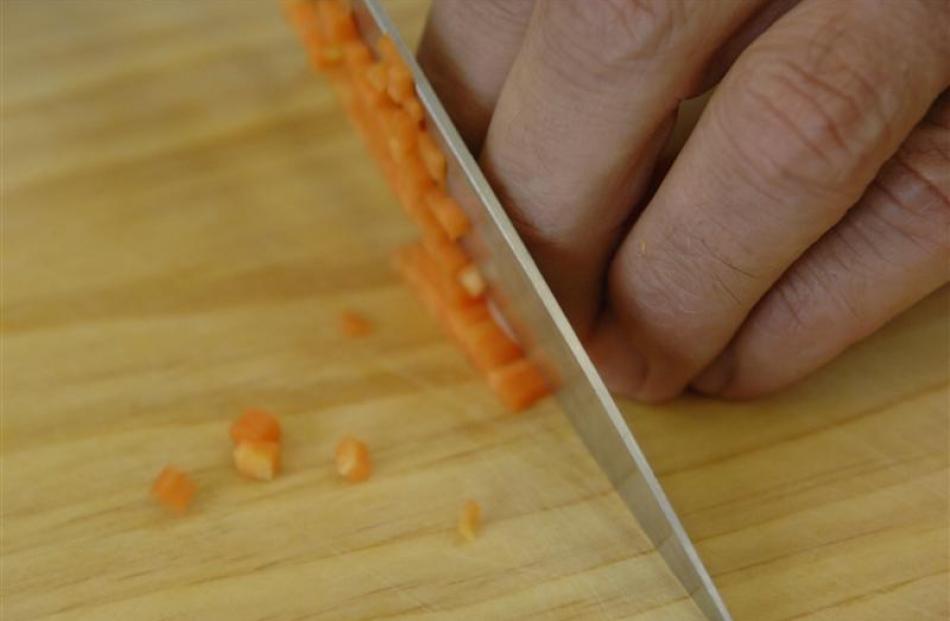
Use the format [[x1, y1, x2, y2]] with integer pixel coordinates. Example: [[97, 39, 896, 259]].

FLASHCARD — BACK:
[[692, 348, 735, 396]]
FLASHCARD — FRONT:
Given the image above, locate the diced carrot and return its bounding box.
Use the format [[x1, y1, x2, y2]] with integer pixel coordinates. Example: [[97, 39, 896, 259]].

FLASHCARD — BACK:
[[342, 40, 373, 76], [417, 130, 447, 187], [234, 440, 281, 481], [316, 0, 357, 43], [230, 408, 282, 445], [284, 0, 321, 42], [310, 45, 343, 70], [365, 62, 387, 94], [458, 499, 481, 541], [376, 35, 401, 67], [393, 246, 445, 319], [488, 358, 550, 412], [151, 466, 197, 515], [396, 157, 436, 220], [340, 309, 373, 337], [403, 96, 425, 126], [387, 64, 414, 104], [457, 264, 487, 298], [425, 189, 470, 240], [457, 319, 522, 372], [335, 436, 372, 483], [422, 232, 469, 275], [383, 108, 417, 164], [443, 301, 491, 343]]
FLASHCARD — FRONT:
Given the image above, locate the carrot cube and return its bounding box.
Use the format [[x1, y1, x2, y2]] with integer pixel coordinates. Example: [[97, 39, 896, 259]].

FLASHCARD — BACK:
[[335, 436, 372, 483], [457, 319, 522, 372], [340, 309, 373, 337], [488, 359, 550, 412], [234, 441, 281, 481], [230, 408, 281, 444], [418, 130, 447, 187], [426, 189, 470, 240], [422, 232, 469, 275], [151, 466, 197, 515], [317, 0, 357, 43], [458, 499, 481, 541], [457, 264, 487, 298], [387, 64, 414, 104], [403, 96, 425, 125]]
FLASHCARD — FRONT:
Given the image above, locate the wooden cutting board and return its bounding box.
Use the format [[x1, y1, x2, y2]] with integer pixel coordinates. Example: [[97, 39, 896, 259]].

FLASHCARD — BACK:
[[3, 1, 947, 619]]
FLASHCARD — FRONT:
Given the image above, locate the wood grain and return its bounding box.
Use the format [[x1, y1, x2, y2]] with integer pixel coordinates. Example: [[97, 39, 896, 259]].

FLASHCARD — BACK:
[[2, 1, 947, 619]]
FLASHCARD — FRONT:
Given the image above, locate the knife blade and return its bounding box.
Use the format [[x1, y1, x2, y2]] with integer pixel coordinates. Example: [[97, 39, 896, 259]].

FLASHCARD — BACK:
[[350, 2, 733, 619]]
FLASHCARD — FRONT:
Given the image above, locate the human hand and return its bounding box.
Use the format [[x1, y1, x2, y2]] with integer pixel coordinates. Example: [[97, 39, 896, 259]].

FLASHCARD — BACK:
[[418, 0, 950, 401]]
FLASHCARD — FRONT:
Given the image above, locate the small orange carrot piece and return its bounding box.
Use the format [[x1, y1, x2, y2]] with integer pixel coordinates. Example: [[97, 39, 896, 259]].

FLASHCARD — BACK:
[[443, 301, 491, 343], [151, 466, 197, 515], [340, 309, 373, 337], [387, 64, 414, 104], [342, 40, 373, 77], [376, 35, 401, 67], [458, 499, 481, 541], [316, 0, 357, 43], [422, 232, 469, 276], [231, 408, 282, 444], [457, 264, 487, 298], [403, 96, 425, 125], [417, 130, 447, 186], [488, 358, 550, 412], [383, 108, 417, 163], [365, 62, 388, 94], [234, 440, 281, 481], [426, 189, 470, 240], [336, 436, 372, 483], [457, 319, 522, 372]]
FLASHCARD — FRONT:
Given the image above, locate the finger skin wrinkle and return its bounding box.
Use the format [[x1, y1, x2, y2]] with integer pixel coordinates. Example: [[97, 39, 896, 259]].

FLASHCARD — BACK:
[[538, 0, 691, 74]]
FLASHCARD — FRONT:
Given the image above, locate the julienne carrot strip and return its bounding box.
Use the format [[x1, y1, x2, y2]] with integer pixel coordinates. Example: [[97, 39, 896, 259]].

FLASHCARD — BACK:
[[152, 466, 197, 515], [284, 0, 552, 412]]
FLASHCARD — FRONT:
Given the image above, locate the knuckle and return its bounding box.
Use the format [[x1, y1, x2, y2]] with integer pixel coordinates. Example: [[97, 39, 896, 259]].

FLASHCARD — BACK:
[[873, 145, 950, 260], [720, 31, 889, 202], [542, 0, 691, 72]]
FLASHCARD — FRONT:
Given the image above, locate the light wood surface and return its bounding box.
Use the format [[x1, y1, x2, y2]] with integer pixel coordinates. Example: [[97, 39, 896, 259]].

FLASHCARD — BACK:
[[2, 2, 948, 620]]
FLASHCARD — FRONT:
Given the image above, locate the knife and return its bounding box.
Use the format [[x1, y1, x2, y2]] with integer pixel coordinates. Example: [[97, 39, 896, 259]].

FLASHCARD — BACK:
[[350, 1, 733, 619]]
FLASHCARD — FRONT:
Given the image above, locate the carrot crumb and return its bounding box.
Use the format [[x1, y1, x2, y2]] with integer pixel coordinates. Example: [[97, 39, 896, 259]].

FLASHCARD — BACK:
[[151, 466, 197, 515], [458, 499, 481, 541], [233, 441, 281, 481], [335, 436, 372, 483], [340, 310, 373, 337]]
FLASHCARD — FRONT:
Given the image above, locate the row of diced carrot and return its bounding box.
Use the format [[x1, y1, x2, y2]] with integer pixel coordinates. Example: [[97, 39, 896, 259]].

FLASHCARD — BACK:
[[152, 409, 479, 538], [284, 0, 550, 412]]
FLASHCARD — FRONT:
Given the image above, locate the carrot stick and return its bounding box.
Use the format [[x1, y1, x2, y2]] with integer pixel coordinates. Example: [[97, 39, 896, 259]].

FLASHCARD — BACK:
[[487, 358, 550, 412], [151, 466, 197, 515], [231, 408, 282, 444]]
